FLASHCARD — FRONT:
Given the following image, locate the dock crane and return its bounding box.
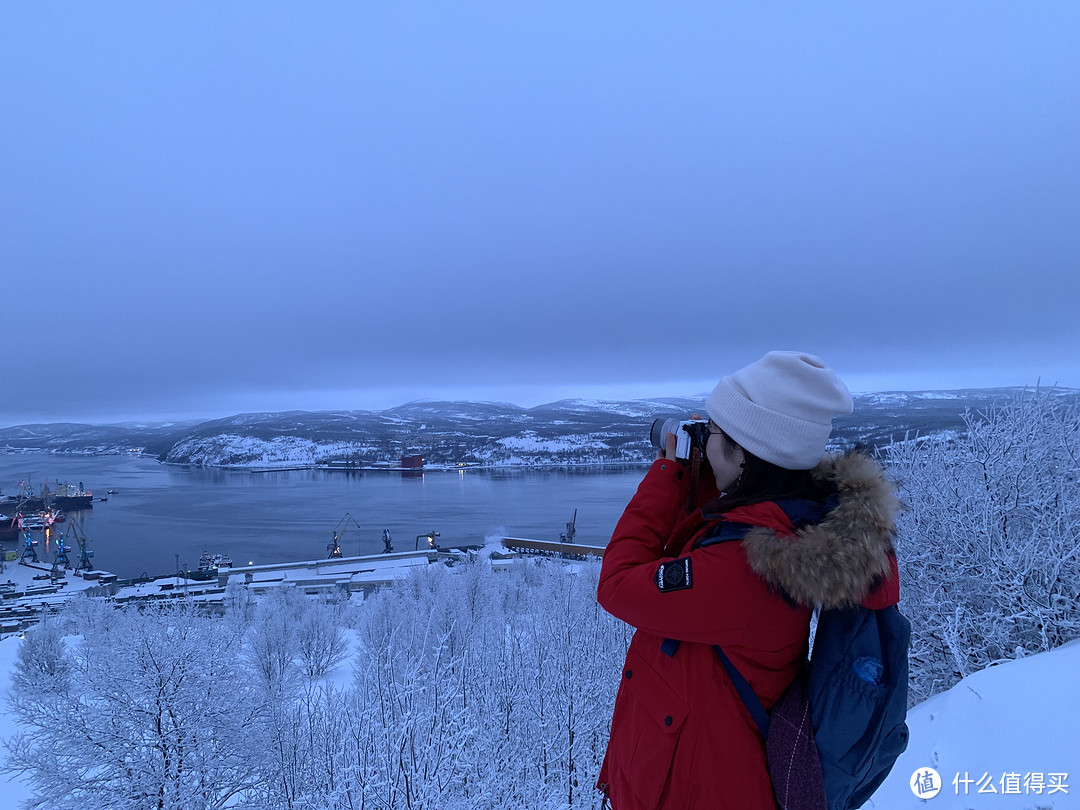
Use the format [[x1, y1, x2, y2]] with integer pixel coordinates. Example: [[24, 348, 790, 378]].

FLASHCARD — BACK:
[[52, 535, 72, 576], [20, 525, 38, 564], [415, 530, 440, 550], [559, 509, 578, 544], [64, 521, 96, 575], [327, 512, 365, 558]]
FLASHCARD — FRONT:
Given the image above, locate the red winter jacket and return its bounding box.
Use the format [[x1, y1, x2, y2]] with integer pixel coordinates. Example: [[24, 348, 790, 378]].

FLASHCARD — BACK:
[[597, 453, 900, 810]]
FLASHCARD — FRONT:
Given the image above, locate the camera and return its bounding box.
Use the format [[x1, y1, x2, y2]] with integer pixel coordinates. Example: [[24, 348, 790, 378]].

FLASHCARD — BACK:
[[649, 417, 710, 461]]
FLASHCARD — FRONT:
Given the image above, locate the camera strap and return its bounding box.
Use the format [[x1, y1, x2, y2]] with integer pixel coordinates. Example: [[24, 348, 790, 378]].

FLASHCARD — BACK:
[[684, 446, 702, 513]]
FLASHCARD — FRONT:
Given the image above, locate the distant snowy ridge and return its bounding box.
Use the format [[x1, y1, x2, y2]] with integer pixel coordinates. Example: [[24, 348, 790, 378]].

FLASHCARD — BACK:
[[540, 398, 703, 418], [158, 390, 1050, 469], [4, 388, 1074, 469]]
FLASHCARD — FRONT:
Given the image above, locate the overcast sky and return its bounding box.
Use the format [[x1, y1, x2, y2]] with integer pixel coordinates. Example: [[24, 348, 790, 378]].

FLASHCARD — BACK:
[[2, 2, 1078, 427]]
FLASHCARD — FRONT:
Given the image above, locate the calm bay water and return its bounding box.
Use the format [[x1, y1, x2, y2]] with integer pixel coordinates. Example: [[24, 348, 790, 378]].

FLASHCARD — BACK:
[[0, 452, 646, 579]]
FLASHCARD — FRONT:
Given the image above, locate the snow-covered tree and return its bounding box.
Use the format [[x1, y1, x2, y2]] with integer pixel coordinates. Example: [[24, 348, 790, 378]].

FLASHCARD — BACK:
[[4, 602, 265, 810], [886, 387, 1080, 702], [246, 585, 350, 686], [11, 618, 72, 696], [295, 593, 350, 679], [222, 579, 257, 636], [247, 587, 303, 694], [5, 556, 630, 809]]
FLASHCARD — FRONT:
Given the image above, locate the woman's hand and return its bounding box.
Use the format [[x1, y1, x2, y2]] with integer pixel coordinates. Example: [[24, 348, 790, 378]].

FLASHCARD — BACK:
[[656, 431, 678, 460], [654, 414, 700, 460]]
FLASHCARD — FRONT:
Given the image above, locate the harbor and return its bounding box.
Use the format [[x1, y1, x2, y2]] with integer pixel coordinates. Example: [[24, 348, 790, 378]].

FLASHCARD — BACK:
[[0, 453, 635, 582], [0, 468, 612, 636]]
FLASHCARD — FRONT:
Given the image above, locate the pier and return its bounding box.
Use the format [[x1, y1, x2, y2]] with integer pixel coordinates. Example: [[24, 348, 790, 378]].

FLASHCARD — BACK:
[[0, 534, 608, 638]]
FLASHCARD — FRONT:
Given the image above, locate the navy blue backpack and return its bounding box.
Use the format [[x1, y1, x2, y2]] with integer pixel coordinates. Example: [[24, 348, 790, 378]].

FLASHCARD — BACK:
[[708, 604, 910, 810], [667, 512, 910, 810], [807, 605, 910, 810]]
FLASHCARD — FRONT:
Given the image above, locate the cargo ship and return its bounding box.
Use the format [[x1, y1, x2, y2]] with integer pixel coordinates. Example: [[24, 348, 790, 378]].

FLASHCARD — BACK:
[[0, 482, 93, 512], [48, 483, 94, 510]]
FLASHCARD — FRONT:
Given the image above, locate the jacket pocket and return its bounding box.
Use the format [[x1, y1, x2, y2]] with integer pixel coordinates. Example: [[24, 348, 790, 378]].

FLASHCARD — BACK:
[[609, 644, 690, 809]]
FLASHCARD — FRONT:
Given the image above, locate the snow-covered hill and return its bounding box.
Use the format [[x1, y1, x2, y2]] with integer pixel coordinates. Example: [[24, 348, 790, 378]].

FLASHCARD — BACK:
[[2, 388, 1074, 469]]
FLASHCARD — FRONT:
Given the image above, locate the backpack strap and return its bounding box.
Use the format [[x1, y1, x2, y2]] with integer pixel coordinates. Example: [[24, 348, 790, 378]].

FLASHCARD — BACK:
[[660, 638, 682, 657], [696, 521, 757, 547], [662, 501, 830, 742], [663, 518, 772, 737], [661, 518, 752, 656], [713, 644, 771, 739]]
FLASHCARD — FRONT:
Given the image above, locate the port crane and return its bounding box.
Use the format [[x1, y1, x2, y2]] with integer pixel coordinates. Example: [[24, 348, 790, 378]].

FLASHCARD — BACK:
[[327, 512, 365, 558], [415, 530, 440, 550], [63, 521, 96, 574], [20, 529, 38, 564], [559, 509, 578, 544]]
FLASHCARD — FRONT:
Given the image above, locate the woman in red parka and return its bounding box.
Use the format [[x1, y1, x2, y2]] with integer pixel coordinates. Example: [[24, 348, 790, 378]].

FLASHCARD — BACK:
[[596, 352, 900, 810]]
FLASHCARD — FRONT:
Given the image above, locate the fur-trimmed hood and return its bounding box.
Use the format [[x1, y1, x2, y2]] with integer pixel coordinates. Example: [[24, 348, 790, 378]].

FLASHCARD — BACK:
[[742, 451, 899, 610]]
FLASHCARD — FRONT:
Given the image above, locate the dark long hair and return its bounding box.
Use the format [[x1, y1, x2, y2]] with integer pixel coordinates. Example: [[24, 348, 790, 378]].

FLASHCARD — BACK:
[[703, 431, 835, 514]]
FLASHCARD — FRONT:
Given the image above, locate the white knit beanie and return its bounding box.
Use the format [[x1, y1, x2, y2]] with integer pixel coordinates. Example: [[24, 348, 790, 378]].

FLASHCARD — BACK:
[[705, 351, 853, 470]]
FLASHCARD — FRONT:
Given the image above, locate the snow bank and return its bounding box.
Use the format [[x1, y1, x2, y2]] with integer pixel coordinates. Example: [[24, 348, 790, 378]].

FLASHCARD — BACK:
[[868, 639, 1079, 809]]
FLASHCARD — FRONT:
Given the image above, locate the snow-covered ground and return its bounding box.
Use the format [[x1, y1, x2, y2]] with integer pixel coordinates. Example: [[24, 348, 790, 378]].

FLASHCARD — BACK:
[[0, 618, 1076, 808], [867, 639, 1078, 809]]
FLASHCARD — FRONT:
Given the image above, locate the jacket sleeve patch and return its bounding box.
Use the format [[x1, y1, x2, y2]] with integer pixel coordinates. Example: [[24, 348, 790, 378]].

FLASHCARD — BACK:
[[656, 558, 692, 593]]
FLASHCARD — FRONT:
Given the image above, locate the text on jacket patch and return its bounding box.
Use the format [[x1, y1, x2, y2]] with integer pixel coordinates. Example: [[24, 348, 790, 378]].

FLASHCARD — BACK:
[[656, 558, 693, 592]]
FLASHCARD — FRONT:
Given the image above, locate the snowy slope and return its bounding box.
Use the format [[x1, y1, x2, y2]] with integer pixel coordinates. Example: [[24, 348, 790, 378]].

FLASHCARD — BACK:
[[867, 639, 1079, 809]]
